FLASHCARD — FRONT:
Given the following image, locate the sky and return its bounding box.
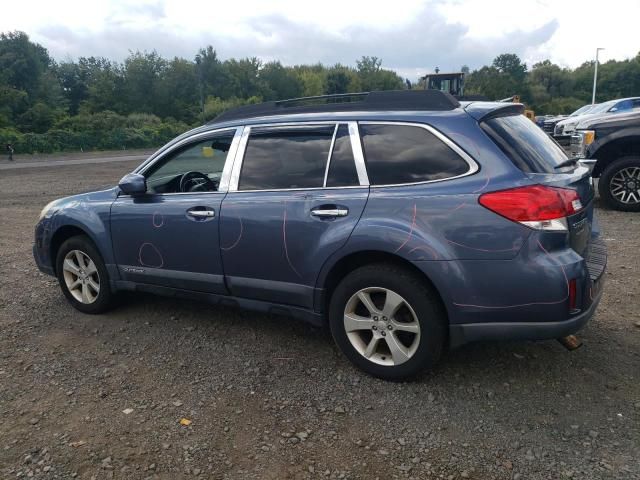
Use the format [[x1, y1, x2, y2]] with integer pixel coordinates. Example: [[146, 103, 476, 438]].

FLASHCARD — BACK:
[[2, 0, 639, 80]]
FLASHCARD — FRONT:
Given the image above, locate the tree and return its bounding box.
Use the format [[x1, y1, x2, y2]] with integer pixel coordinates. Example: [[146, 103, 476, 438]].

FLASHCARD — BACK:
[[259, 61, 303, 100], [221, 57, 262, 99], [326, 67, 351, 94], [155, 57, 198, 122], [123, 51, 167, 114], [492, 53, 527, 81], [356, 56, 403, 91], [2, 30, 640, 152], [0, 31, 50, 97]]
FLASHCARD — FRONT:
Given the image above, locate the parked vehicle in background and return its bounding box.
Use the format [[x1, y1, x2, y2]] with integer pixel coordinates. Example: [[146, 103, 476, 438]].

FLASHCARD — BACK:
[[571, 109, 640, 211], [542, 104, 597, 144], [555, 97, 640, 142], [535, 115, 554, 129], [543, 114, 568, 135], [33, 90, 606, 380]]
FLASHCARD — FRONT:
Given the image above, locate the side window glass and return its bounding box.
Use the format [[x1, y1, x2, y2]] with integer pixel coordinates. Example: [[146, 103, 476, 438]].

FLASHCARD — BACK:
[[326, 124, 360, 187], [360, 124, 470, 185], [145, 133, 235, 193], [239, 126, 334, 190], [614, 100, 632, 112]]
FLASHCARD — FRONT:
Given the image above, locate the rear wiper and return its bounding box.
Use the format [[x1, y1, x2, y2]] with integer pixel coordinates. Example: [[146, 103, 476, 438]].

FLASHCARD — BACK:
[[554, 158, 579, 170]]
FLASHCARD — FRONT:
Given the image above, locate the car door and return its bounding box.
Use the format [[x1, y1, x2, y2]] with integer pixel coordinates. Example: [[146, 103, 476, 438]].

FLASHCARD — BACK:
[[219, 122, 369, 309], [110, 128, 242, 294]]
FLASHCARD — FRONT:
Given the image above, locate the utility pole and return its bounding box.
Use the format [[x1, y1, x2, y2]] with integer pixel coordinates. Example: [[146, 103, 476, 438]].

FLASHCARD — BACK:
[[592, 48, 604, 104], [195, 54, 205, 123]]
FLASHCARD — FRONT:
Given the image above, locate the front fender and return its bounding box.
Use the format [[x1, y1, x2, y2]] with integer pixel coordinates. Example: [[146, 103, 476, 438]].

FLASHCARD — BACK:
[[588, 127, 640, 174], [42, 188, 118, 268]]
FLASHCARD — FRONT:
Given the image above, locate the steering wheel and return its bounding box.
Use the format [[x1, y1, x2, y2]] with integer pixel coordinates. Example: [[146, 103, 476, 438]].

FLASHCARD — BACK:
[[179, 171, 217, 192]]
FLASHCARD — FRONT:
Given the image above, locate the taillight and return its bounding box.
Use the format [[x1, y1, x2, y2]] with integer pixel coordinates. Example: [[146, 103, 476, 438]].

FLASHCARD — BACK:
[[479, 185, 583, 231]]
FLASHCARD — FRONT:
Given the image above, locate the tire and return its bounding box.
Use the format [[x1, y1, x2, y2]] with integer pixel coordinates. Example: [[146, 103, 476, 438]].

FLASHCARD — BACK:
[[328, 263, 446, 380], [598, 156, 640, 212], [55, 235, 116, 314]]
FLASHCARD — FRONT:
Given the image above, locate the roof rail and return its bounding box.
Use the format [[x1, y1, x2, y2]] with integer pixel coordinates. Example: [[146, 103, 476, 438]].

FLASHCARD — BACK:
[[210, 90, 460, 124]]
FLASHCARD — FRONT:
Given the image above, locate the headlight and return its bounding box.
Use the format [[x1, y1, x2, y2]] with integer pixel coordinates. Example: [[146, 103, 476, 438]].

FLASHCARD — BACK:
[[581, 130, 595, 146], [39, 200, 57, 220], [570, 130, 595, 159]]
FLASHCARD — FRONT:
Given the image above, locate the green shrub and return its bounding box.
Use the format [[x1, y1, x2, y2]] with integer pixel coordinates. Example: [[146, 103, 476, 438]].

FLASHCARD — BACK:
[[2, 112, 192, 154]]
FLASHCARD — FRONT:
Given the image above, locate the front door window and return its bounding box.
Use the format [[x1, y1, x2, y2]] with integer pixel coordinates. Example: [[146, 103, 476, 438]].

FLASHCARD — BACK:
[[145, 133, 235, 193]]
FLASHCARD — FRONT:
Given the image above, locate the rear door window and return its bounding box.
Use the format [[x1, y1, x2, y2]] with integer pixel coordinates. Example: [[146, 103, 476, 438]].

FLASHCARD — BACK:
[[239, 125, 334, 190], [359, 123, 470, 185], [481, 114, 569, 173]]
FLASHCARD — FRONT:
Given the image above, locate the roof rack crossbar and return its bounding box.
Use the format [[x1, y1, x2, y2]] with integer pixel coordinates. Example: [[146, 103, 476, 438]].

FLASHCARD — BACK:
[[210, 90, 460, 124]]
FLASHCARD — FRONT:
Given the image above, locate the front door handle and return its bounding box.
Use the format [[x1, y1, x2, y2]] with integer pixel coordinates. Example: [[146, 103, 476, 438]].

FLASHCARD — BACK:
[[186, 207, 215, 220], [310, 207, 349, 218]]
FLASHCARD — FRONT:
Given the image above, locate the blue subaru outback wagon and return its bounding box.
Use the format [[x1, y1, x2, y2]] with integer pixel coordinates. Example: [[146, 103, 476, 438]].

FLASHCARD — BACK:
[[34, 90, 607, 379]]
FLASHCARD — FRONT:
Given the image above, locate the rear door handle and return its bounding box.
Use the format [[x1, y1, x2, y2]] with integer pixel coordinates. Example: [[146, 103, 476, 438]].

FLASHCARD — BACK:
[[186, 207, 215, 220], [311, 207, 349, 218]]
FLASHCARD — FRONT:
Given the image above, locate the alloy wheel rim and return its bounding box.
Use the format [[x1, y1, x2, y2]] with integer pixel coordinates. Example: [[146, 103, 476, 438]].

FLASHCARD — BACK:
[[610, 167, 640, 205], [343, 287, 421, 366], [62, 250, 100, 304]]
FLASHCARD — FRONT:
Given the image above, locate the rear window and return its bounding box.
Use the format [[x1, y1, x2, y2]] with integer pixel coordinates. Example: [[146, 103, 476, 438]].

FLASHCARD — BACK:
[[481, 114, 568, 173], [360, 124, 470, 185]]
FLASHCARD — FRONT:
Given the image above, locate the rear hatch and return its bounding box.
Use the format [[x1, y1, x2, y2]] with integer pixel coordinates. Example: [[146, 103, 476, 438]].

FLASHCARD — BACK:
[[479, 112, 595, 255]]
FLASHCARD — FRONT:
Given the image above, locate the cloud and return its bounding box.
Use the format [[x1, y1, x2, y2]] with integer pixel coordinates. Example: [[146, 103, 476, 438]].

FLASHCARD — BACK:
[[35, 4, 559, 80]]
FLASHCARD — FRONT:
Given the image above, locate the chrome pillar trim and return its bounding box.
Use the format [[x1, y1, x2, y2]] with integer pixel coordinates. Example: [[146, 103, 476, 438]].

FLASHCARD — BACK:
[[218, 127, 244, 192], [323, 124, 339, 188], [348, 122, 369, 186], [228, 126, 251, 192]]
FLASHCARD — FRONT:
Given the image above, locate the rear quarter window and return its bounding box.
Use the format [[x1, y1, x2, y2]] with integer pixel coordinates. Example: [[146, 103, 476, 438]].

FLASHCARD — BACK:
[[359, 124, 471, 185], [481, 114, 569, 173]]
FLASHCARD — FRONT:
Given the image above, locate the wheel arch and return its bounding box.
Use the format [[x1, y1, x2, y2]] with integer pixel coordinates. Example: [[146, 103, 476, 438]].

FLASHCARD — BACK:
[[49, 225, 96, 275], [317, 250, 450, 325]]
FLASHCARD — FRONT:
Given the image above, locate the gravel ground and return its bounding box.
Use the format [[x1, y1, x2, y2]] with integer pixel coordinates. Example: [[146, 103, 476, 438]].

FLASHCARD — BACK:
[[0, 157, 639, 480]]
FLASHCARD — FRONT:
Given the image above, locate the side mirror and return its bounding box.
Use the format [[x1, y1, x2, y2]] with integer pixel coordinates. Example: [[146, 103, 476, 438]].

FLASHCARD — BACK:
[[118, 173, 147, 195]]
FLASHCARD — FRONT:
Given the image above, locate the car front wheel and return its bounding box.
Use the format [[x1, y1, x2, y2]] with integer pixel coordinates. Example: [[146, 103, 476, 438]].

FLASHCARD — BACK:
[[599, 156, 640, 212], [55, 235, 115, 314], [329, 263, 445, 380]]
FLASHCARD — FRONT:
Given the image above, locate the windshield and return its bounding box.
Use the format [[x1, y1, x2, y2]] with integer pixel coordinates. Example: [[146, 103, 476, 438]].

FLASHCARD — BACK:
[[570, 104, 594, 116], [481, 114, 569, 173], [590, 101, 616, 114]]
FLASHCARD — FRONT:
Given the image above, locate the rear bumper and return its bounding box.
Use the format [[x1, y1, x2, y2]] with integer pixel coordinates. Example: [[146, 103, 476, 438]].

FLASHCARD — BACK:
[[449, 236, 607, 348], [448, 282, 603, 347]]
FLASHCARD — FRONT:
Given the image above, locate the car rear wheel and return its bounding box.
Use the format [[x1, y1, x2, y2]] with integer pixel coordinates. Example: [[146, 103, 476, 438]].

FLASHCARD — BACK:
[[329, 263, 445, 380], [599, 156, 640, 212], [55, 235, 115, 314]]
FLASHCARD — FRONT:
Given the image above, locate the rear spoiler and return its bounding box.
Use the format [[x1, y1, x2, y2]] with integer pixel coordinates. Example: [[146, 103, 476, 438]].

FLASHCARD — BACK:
[[463, 102, 525, 122]]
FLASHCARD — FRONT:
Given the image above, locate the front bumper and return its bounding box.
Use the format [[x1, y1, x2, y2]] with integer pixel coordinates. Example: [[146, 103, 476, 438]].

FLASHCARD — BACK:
[[33, 219, 55, 276], [553, 134, 571, 147], [33, 244, 54, 276]]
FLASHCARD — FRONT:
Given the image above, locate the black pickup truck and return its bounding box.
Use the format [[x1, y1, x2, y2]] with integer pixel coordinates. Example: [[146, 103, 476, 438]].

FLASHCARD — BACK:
[[571, 110, 640, 211]]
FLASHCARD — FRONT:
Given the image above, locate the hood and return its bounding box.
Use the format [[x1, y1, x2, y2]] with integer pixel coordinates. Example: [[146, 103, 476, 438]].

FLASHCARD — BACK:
[[577, 110, 640, 130], [556, 111, 603, 127], [544, 115, 566, 123]]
